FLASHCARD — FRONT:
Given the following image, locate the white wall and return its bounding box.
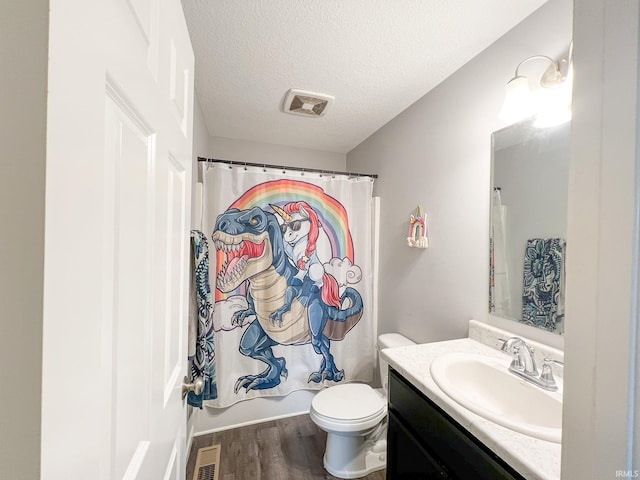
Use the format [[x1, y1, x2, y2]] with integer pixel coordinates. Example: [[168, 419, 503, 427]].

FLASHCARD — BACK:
[[0, 1, 48, 479], [190, 123, 347, 433], [204, 135, 346, 172], [191, 96, 210, 228], [562, 1, 639, 477], [347, 0, 572, 348]]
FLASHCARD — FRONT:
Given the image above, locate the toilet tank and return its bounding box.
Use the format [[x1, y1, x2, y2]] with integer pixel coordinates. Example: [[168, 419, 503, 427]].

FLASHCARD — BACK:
[[378, 333, 415, 393]]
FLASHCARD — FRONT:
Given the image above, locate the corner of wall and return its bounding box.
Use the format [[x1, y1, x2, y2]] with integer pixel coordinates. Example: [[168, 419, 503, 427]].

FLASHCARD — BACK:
[[0, 1, 48, 478]]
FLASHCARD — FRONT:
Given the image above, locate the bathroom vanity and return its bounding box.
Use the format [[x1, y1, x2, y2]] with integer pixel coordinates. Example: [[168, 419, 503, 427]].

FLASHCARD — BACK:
[[388, 368, 524, 479], [382, 321, 562, 480]]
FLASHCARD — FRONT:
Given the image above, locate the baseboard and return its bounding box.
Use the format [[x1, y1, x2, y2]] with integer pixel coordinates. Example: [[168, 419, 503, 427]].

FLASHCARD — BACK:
[[193, 409, 310, 436]]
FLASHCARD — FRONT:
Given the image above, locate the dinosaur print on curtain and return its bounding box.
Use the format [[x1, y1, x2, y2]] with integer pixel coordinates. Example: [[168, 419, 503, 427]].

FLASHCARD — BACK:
[[197, 162, 375, 408]]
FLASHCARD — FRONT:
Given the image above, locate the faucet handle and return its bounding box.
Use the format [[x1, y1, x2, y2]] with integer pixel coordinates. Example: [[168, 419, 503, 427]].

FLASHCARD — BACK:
[[540, 358, 564, 388], [545, 358, 564, 366]]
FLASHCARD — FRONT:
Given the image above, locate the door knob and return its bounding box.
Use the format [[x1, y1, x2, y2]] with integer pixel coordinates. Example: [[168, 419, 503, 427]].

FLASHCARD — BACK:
[[182, 376, 204, 400]]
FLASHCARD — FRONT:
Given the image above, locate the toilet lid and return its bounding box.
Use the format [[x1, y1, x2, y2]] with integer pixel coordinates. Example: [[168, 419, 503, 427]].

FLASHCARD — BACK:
[[312, 384, 385, 421]]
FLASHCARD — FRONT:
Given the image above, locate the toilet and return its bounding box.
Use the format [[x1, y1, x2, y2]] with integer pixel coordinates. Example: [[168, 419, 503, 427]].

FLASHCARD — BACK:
[[309, 333, 415, 479]]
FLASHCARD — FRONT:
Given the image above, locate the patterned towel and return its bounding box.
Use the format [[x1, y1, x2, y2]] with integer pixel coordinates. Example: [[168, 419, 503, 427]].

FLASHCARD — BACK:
[[522, 238, 566, 332], [187, 230, 217, 407]]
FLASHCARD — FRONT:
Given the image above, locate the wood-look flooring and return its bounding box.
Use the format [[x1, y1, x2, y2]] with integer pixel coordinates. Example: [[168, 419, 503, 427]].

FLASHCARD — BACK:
[[186, 414, 386, 480]]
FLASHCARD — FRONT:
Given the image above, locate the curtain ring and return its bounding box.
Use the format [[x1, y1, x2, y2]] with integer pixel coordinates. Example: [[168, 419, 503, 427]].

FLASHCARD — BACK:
[[244, 162, 247, 171], [263, 164, 267, 172]]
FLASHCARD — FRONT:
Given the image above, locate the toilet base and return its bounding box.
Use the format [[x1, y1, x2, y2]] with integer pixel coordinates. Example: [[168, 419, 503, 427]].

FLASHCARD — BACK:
[[323, 432, 386, 479]]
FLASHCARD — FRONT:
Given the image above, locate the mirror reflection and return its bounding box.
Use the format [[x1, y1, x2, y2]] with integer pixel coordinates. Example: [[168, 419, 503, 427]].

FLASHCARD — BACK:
[[489, 119, 570, 334]]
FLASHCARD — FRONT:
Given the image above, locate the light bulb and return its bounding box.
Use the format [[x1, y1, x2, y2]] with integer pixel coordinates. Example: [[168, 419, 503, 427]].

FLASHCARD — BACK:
[[499, 76, 536, 124]]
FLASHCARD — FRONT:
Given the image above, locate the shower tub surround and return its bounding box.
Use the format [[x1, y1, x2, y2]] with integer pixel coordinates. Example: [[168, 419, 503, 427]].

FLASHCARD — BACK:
[[382, 319, 563, 480]]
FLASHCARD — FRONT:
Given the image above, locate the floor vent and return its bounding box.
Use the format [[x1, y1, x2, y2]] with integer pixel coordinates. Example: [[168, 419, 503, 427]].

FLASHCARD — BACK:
[[192, 445, 221, 480]]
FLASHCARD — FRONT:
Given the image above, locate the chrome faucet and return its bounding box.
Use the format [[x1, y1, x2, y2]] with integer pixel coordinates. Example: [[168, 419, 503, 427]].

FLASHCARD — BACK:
[[500, 337, 562, 391], [501, 337, 538, 376]]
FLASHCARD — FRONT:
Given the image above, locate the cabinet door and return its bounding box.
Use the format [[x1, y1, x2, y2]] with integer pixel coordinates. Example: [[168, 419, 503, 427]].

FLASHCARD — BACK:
[[389, 369, 525, 480], [387, 412, 449, 480]]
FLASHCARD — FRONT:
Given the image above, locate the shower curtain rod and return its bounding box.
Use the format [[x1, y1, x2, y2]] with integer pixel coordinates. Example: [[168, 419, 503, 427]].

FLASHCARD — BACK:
[[197, 157, 378, 179]]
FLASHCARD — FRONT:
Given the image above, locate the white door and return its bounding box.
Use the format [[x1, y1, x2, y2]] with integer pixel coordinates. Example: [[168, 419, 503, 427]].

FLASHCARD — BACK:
[[41, 0, 194, 478]]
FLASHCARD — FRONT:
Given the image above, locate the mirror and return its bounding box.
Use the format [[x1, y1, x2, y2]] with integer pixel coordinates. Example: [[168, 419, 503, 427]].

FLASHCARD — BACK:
[[489, 119, 570, 334]]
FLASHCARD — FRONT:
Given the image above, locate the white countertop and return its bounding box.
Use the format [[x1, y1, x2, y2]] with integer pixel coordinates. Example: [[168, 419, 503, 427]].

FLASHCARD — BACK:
[[381, 338, 561, 480]]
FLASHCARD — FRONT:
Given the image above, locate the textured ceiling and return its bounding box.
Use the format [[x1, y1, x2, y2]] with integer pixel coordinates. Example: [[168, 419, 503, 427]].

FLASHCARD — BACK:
[[182, 1, 548, 154]]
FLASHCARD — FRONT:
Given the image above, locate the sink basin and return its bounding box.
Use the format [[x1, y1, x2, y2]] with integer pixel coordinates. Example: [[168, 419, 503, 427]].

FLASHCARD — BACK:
[[430, 352, 562, 443]]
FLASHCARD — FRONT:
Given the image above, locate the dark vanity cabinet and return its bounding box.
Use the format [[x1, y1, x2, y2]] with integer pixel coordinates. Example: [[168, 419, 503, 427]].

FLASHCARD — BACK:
[[387, 368, 526, 480]]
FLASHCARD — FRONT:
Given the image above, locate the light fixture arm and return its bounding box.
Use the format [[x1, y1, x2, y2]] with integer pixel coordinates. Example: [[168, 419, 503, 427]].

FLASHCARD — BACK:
[[512, 47, 572, 88], [514, 55, 555, 75]]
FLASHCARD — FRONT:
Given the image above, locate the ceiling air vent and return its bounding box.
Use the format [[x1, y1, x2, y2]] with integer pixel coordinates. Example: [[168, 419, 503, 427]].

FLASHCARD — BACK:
[[283, 89, 334, 117]]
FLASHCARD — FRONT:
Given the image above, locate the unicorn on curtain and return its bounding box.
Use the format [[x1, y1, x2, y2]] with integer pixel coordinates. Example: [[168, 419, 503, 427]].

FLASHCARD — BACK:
[[211, 204, 364, 393], [270, 202, 341, 308]]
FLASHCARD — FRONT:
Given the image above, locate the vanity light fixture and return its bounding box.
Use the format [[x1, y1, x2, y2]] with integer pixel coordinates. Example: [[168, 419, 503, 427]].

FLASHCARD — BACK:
[[499, 45, 573, 127]]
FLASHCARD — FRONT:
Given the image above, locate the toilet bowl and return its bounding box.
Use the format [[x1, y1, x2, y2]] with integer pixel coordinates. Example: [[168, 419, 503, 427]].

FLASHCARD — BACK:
[[309, 333, 415, 479]]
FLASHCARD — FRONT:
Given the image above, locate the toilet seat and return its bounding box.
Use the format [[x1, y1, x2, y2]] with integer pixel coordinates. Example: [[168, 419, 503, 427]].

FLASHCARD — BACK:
[[310, 384, 386, 433]]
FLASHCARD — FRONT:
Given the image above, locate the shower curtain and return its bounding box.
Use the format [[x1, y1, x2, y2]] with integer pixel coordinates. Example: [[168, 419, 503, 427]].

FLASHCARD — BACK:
[[187, 230, 217, 407], [194, 162, 375, 408]]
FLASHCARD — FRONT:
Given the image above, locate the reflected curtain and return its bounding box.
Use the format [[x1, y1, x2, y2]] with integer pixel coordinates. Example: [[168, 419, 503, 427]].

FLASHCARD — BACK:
[[490, 188, 512, 317], [522, 238, 566, 332]]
